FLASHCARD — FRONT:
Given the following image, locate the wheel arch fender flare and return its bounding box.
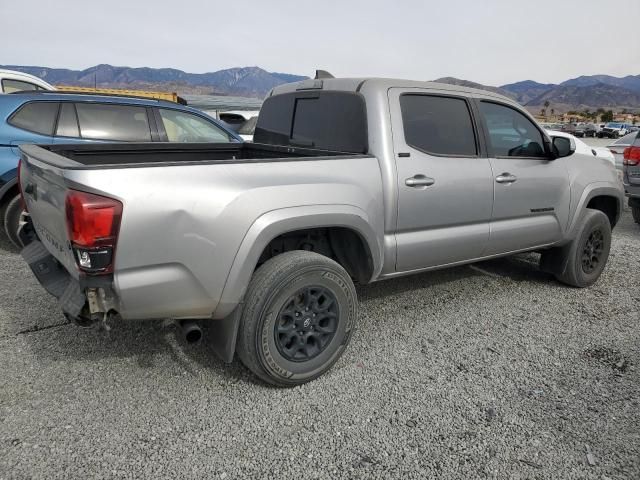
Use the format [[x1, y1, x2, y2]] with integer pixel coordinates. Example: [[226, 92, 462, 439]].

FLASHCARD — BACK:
[[213, 204, 383, 321], [566, 182, 623, 239]]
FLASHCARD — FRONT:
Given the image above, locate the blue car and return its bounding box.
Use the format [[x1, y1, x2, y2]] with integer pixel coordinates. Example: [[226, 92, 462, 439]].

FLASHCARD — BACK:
[[0, 91, 242, 247]]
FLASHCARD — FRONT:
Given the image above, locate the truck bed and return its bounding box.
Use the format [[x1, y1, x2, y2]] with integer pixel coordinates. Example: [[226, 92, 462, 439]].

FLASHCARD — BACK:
[[30, 142, 359, 168], [18, 142, 383, 322]]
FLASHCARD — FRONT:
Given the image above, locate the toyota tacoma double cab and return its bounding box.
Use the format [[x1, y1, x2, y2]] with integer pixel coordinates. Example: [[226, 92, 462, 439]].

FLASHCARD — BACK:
[[17, 75, 624, 386]]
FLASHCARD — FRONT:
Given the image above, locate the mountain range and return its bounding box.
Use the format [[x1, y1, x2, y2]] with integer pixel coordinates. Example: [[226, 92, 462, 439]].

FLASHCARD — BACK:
[[0, 64, 307, 98], [436, 75, 640, 112], [2, 64, 639, 111]]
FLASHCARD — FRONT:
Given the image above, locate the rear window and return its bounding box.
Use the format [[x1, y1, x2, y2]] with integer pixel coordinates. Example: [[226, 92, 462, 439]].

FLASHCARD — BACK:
[[76, 103, 151, 141], [254, 91, 368, 153], [2, 79, 41, 93], [9, 101, 59, 135]]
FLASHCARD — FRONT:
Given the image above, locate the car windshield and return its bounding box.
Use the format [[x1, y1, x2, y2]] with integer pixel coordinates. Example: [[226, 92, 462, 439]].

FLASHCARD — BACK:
[[606, 123, 623, 128]]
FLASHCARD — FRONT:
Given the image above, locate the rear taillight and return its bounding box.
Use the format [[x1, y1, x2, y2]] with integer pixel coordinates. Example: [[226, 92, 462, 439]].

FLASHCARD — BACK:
[[623, 146, 640, 166], [65, 190, 122, 274]]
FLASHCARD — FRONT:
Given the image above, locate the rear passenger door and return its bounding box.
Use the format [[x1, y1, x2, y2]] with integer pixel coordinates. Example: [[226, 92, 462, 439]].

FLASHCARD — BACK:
[[389, 88, 494, 271], [476, 100, 570, 255]]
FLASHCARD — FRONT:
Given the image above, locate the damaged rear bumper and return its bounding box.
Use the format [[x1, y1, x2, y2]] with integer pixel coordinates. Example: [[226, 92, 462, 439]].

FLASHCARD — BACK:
[[21, 236, 119, 322]]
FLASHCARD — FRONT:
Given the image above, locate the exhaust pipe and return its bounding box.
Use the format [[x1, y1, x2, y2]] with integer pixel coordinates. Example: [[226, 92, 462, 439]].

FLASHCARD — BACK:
[[177, 320, 202, 344]]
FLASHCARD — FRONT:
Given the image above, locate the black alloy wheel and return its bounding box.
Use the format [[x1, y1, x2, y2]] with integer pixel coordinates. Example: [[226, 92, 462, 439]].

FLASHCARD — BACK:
[[275, 286, 339, 362], [581, 229, 604, 274]]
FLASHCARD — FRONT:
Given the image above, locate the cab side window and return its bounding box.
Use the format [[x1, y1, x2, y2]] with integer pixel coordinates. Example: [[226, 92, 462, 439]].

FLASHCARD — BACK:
[[399, 94, 477, 156], [479, 102, 546, 158]]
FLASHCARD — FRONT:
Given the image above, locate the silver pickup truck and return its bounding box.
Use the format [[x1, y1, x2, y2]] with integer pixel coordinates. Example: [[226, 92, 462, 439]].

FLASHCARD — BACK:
[[18, 76, 623, 386]]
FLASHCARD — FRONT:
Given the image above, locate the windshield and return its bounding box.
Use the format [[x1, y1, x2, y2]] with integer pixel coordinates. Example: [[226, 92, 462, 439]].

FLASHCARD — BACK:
[[606, 123, 623, 128]]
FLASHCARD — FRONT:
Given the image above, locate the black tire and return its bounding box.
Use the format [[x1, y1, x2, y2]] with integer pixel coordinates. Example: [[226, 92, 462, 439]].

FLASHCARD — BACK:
[[3, 195, 23, 248], [236, 250, 358, 387], [632, 205, 640, 224], [553, 210, 611, 287]]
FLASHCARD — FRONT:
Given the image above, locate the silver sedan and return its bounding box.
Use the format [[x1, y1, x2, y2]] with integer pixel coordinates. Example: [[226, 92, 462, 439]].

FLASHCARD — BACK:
[[607, 131, 638, 170]]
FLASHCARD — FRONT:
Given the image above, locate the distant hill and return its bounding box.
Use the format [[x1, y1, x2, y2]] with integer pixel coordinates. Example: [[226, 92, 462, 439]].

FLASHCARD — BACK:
[[0, 64, 308, 98], [560, 74, 640, 92], [3, 64, 639, 111], [434, 77, 516, 99], [500, 80, 557, 104], [524, 83, 640, 111], [435, 75, 640, 112]]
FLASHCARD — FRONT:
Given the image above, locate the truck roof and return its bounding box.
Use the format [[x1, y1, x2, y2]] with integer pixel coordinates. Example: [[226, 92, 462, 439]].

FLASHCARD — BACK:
[[270, 77, 518, 105]]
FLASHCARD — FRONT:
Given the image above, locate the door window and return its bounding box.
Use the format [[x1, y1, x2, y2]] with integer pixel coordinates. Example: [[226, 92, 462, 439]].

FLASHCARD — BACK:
[[76, 103, 152, 141], [8, 101, 59, 135], [479, 102, 546, 158], [399, 94, 477, 156], [158, 109, 232, 142], [55, 103, 79, 138]]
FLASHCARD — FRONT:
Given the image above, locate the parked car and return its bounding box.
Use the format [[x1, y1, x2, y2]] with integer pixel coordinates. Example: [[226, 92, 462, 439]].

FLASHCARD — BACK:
[[0, 91, 241, 246], [237, 116, 258, 142], [550, 130, 615, 167], [607, 131, 638, 170], [574, 123, 598, 138], [622, 131, 640, 223], [560, 123, 577, 135], [217, 110, 260, 141], [18, 76, 623, 386], [598, 122, 631, 138], [0, 69, 55, 93]]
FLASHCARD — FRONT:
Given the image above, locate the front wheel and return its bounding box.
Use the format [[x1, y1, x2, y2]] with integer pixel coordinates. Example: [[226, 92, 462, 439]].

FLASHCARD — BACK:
[[236, 251, 358, 387], [3, 195, 23, 249]]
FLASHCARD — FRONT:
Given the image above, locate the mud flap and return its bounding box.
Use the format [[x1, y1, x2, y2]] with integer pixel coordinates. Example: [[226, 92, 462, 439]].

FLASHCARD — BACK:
[[208, 305, 243, 363], [539, 243, 571, 277], [21, 240, 85, 318]]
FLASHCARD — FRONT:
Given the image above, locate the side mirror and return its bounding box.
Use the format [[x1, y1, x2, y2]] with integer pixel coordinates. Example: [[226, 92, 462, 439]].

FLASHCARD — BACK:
[[550, 136, 575, 159]]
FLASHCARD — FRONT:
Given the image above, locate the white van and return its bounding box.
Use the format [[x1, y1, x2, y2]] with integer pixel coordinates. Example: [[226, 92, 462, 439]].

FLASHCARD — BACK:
[[0, 69, 55, 93]]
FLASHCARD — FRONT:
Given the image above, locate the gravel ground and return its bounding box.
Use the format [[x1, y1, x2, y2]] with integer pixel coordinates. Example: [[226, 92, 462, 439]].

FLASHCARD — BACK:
[[0, 211, 638, 479]]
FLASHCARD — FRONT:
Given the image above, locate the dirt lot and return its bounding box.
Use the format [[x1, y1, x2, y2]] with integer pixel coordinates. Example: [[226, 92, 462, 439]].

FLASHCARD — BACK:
[[0, 211, 638, 479]]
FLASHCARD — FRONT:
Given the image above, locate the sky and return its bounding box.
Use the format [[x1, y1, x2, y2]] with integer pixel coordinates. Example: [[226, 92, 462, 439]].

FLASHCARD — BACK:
[[2, 0, 639, 86]]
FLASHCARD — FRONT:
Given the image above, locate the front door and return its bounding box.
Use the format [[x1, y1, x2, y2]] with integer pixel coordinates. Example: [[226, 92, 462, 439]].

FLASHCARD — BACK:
[[389, 88, 494, 272], [476, 100, 570, 255]]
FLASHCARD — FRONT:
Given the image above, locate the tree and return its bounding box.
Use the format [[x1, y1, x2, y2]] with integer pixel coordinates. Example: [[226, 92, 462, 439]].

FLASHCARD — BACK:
[[601, 110, 614, 123], [544, 100, 550, 109], [551, 108, 555, 116]]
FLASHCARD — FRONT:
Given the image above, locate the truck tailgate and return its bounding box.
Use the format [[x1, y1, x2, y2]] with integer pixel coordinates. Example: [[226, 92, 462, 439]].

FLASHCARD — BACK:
[[19, 146, 79, 278]]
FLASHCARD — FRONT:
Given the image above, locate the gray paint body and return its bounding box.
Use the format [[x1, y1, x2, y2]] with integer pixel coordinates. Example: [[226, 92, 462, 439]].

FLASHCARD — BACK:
[[20, 78, 623, 322]]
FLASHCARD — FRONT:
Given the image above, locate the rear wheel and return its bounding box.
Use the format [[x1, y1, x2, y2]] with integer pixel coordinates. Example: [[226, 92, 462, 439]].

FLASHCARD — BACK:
[[3, 195, 23, 248], [236, 251, 358, 387], [550, 210, 611, 287]]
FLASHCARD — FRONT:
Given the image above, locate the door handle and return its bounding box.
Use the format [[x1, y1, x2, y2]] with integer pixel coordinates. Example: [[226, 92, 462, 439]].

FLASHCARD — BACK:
[[495, 173, 517, 184], [405, 175, 435, 188]]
